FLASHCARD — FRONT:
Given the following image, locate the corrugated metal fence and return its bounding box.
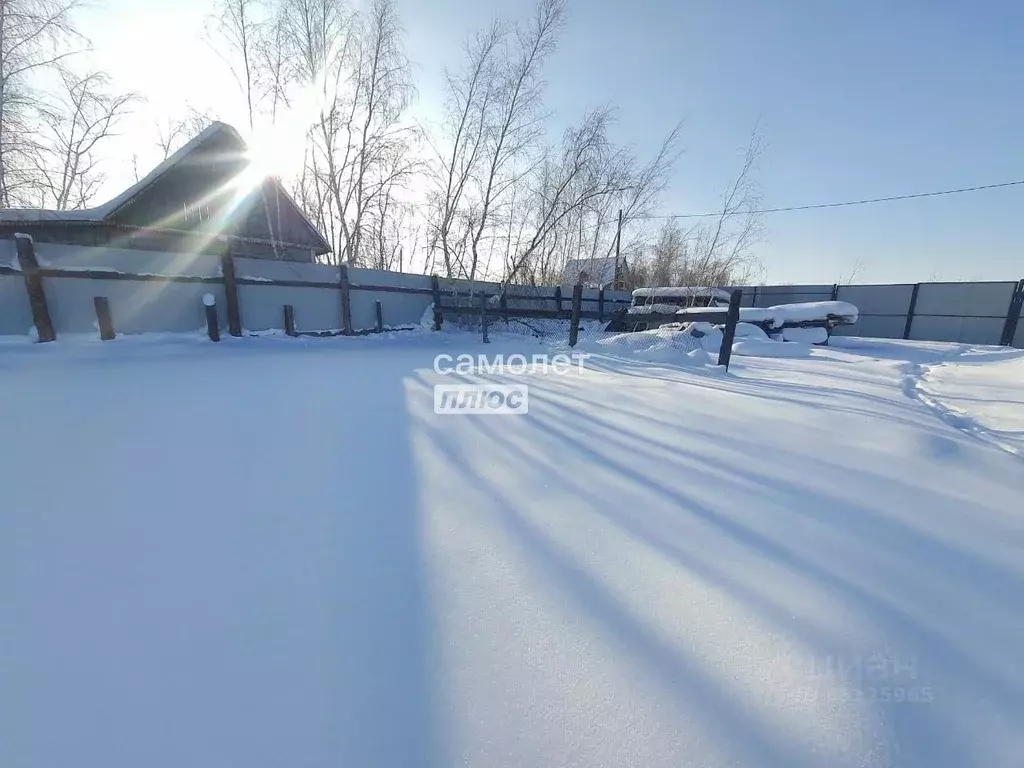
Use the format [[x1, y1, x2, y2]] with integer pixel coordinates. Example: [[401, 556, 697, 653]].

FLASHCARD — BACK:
[[741, 280, 1024, 348], [1, 238, 1021, 347]]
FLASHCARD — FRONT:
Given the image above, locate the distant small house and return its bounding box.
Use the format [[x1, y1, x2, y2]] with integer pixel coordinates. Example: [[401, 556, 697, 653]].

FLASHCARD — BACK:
[[0, 122, 330, 263], [562, 256, 625, 289]]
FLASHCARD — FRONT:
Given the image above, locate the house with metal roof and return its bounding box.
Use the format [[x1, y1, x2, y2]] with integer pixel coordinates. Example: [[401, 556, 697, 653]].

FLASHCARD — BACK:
[[0, 122, 330, 263], [562, 256, 625, 289]]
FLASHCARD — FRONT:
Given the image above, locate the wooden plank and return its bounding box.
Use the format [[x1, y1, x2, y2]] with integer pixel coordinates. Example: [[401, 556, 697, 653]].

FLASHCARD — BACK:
[[350, 282, 434, 295], [598, 288, 605, 321], [1000, 279, 1024, 346], [431, 275, 443, 330], [375, 299, 384, 333], [480, 293, 489, 343], [554, 286, 562, 313], [569, 283, 583, 346], [203, 294, 220, 342], [220, 248, 242, 337], [437, 305, 572, 320], [718, 289, 743, 369], [339, 263, 353, 335], [903, 283, 920, 340], [283, 304, 297, 336], [94, 296, 115, 340], [14, 234, 56, 342], [37, 268, 221, 284]]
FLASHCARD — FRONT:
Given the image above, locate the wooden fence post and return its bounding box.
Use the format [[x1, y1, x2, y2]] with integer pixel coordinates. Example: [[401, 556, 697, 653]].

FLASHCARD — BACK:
[[598, 287, 605, 321], [569, 283, 583, 347], [14, 234, 56, 342], [430, 275, 443, 330], [480, 292, 489, 343], [220, 248, 242, 337], [717, 289, 743, 369], [203, 293, 220, 342], [283, 304, 297, 337], [554, 286, 562, 315], [339, 262, 354, 335], [903, 283, 921, 340], [375, 299, 384, 333], [1000, 278, 1024, 346], [500, 290, 508, 322], [93, 296, 115, 340]]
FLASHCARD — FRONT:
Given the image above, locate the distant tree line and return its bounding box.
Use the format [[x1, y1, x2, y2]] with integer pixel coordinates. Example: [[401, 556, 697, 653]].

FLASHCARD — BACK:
[[0, 0, 138, 210], [0, 0, 765, 287]]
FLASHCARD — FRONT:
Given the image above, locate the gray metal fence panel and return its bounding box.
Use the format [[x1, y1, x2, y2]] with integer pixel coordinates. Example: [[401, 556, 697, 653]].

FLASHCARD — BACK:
[[913, 282, 1016, 317], [34, 242, 223, 277], [349, 267, 433, 292], [959, 317, 1010, 345], [908, 282, 1018, 344], [4, 239, 1022, 344], [0, 273, 33, 336], [835, 284, 914, 316], [238, 284, 340, 332], [237, 257, 341, 285], [350, 289, 431, 329], [45, 277, 224, 335], [832, 315, 907, 339], [750, 285, 835, 307]]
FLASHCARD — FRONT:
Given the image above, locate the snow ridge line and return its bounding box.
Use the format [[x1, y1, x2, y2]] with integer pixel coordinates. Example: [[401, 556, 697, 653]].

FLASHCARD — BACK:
[[899, 360, 1021, 457]]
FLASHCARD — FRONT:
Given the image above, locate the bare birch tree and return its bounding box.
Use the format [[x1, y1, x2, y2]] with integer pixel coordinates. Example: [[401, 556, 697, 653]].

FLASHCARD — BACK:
[[629, 127, 766, 290], [33, 68, 135, 208], [461, 0, 565, 281], [344, 0, 414, 265], [208, 0, 261, 130], [155, 107, 215, 160], [501, 108, 632, 284], [682, 126, 765, 285], [255, 5, 292, 125], [426, 20, 502, 277], [0, 0, 81, 206]]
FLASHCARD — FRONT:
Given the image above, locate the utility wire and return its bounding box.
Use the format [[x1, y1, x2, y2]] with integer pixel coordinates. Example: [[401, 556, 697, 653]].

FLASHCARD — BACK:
[[638, 179, 1024, 220]]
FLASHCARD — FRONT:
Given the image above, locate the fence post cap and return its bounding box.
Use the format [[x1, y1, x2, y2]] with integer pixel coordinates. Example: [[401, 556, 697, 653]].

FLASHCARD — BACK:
[[202, 293, 216, 307]]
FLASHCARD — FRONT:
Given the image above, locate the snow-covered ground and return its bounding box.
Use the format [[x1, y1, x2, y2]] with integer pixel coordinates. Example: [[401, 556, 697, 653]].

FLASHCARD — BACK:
[[913, 348, 1024, 456], [2, 331, 1023, 768]]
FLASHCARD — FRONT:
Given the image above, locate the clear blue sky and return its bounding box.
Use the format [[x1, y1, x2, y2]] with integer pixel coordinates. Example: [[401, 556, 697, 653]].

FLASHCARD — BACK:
[[400, 0, 1024, 283], [80, 0, 1024, 284]]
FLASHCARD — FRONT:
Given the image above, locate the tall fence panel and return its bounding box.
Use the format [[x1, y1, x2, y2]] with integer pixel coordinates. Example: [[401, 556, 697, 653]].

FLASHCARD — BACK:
[[349, 268, 434, 329], [236, 257, 342, 332], [909, 282, 1018, 344], [0, 238, 1020, 346], [45, 276, 224, 335], [34, 241, 224, 277], [0, 272, 34, 336], [748, 284, 835, 307], [833, 284, 915, 339]]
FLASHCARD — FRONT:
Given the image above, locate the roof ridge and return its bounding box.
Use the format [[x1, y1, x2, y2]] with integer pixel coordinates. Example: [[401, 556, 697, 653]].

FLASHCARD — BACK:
[[91, 121, 243, 219]]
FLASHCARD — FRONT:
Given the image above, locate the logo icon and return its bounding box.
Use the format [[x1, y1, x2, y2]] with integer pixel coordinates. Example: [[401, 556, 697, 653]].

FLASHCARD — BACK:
[[434, 384, 529, 415]]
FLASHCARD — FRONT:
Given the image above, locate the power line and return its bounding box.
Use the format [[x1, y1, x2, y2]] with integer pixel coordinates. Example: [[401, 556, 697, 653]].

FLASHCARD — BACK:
[[639, 179, 1024, 220]]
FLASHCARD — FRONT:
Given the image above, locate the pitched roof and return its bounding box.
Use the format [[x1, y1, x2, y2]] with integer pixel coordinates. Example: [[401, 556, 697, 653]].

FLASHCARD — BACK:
[[94, 121, 243, 220], [0, 122, 331, 255], [563, 256, 620, 287]]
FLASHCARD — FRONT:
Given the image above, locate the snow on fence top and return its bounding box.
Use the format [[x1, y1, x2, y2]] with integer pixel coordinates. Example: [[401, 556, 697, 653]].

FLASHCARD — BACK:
[[632, 286, 732, 301], [766, 300, 859, 324], [674, 300, 859, 328], [626, 303, 684, 315]]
